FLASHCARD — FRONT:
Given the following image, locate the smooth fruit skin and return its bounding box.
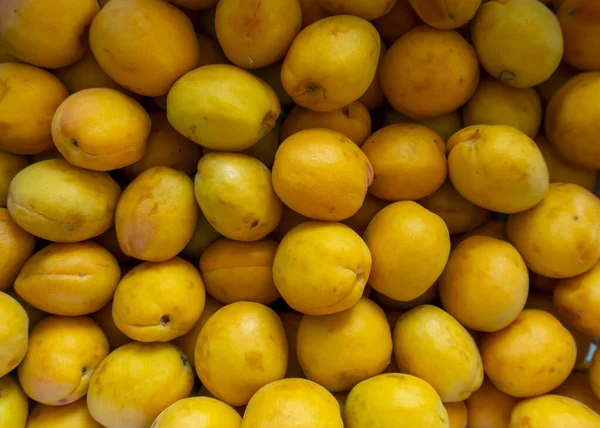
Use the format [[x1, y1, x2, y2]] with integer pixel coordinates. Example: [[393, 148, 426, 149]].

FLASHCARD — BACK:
[[281, 15, 380, 112], [167, 64, 280, 151], [152, 397, 241, 428], [535, 135, 596, 192], [0, 374, 28, 428], [27, 397, 103, 428], [180, 212, 221, 262], [451, 220, 509, 249], [380, 26, 479, 119], [409, 0, 482, 29], [345, 373, 449, 428], [362, 124, 447, 201], [553, 370, 600, 414], [281, 102, 372, 145], [195, 153, 282, 241], [317, 0, 395, 20], [215, 0, 302, 69], [0, 292, 27, 377], [91, 301, 132, 350], [195, 302, 288, 407], [364, 201, 450, 302], [7, 159, 121, 242], [18, 316, 109, 405], [297, 297, 393, 392], [554, 261, 600, 337], [372, 0, 421, 45], [393, 305, 483, 402], [462, 77, 542, 138], [419, 181, 490, 235], [506, 183, 600, 278], [116, 166, 198, 262], [54, 50, 122, 94], [444, 401, 467, 428], [87, 342, 194, 428], [90, 0, 200, 96], [546, 72, 600, 169], [272, 222, 371, 315], [51, 88, 151, 171], [15, 241, 120, 316], [0, 151, 28, 207], [536, 62, 579, 106], [480, 309, 577, 398], [509, 395, 600, 427], [557, 0, 600, 71], [200, 238, 280, 304], [0, 63, 68, 155], [241, 378, 342, 428], [272, 128, 373, 221], [381, 108, 463, 142], [112, 258, 206, 343], [342, 194, 389, 236], [465, 377, 519, 428], [440, 236, 529, 332], [0, 208, 35, 291], [472, 0, 564, 88], [0, 0, 99, 69]]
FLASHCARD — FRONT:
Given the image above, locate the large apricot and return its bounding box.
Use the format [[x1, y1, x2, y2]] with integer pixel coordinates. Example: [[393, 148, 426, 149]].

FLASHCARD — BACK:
[[0, 63, 68, 155], [0, 208, 34, 291], [465, 377, 519, 428], [0, 0, 98, 68], [557, 1, 600, 71], [472, 0, 563, 88], [380, 26, 479, 119], [553, 370, 600, 414], [408, 0, 482, 29], [0, 374, 28, 428], [90, 0, 200, 96], [116, 166, 198, 262], [0, 292, 28, 377], [91, 301, 131, 350], [509, 395, 600, 427], [506, 183, 600, 278], [152, 397, 242, 428], [215, 0, 301, 69], [7, 159, 121, 242], [381, 108, 463, 142], [281, 15, 380, 112], [546, 72, 600, 169], [55, 50, 121, 94], [26, 398, 102, 428]]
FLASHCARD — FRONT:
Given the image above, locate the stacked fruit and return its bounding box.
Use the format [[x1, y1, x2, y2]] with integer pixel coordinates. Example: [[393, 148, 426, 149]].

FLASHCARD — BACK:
[[1, 0, 600, 427]]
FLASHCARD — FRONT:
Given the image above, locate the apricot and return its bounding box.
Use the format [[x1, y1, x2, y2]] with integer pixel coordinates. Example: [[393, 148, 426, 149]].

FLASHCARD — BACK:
[[27, 398, 102, 428], [0, 151, 28, 207], [281, 15, 380, 112], [0, 63, 68, 155], [0, 292, 27, 377], [380, 26, 479, 119], [553, 370, 600, 414], [362, 124, 447, 201], [116, 166, 198, 261], [196, 153, 282, 241], [8, 159, 121, 242], [122, 111, 202, 179], [381, 108, 463, 142], [557, 0, 600, 71], [509, 395, 600, 427], [195, 302, 287, 406], [15, 241, 119, 316], [546, 72, 600, 169], [409, 0, 482, 29], [535, 62, 578, 106], [444, 401, 467, 428], [18, 316, 108, 405], [342, 194, 389, 236], [273, 222, 371, 315], [251, 64, 294, 110], [87, 342, 194, 428], [242, 378, 343, 428], [272, 128, 373, 221], [440, 236, 529, 332], [281, 102, 372, 145], [52, 88, 151, 171], [297, 297, 393, 392], [448, 125, 549, 213], [530, 272, 559, 293], [113, 258, 205, 342], [0, 374, 28, 428], [152, 397, 242, 428], [5, 287, 45, 330], [0, 208, 35, 291], [180, 212, 221, 262], [394, 305, 483, 402], [480, 309, 577, 397], [507, 183, 600, 278], [465, 377, 520, 428], [168, 64, 280, 151], [91, 301, 131, 350], [200, 238, 279, 304], [451, 220, 509, 249], [372, 283, 439, 311], [0, 0, 98, 68], [55, 50, 121, 94], [345, 373, 449, 428], [358, 42, 387, 112], [472, 0, 563, 88], [298, 0, 330, 27], [372, 0, 421, 45], [90, 0, 199, 96], [365, 201, 450, 301], [215, 0, 301, 69]]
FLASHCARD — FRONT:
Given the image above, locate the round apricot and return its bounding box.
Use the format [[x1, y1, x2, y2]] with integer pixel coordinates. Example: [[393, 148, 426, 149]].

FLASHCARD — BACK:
[[409, 0, 482, 29], [180, 212, 221, 262], [444, 401, 467, 428], [152, 397, 241, 428], [317, 0, 395, 20], [536, 62, 578, 106], [451, 219, 509, 249], [380, 26, 479, 119], [91, 301, 131, 351], [557, 1, 600, 72], [342, 194, 389, 236], [0, 292, 28, 377], [358, 42, 387, 112], [0, 374, 28, 428], [381, 108, 463, 142], [465, 377, 519, 428], [54, 50, 121, 94], [509, 395, 600, 427], [26, 398, 102, 428], [553, 370, 600, 414], [251, 63, 294, 110], [0, 208, 35, 291], [372, 0, 421, 45]]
